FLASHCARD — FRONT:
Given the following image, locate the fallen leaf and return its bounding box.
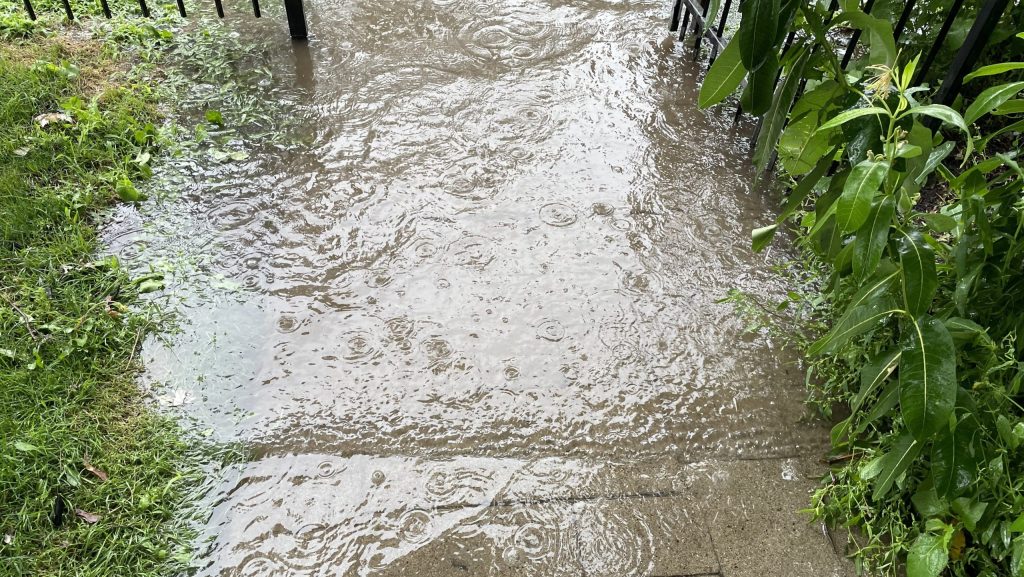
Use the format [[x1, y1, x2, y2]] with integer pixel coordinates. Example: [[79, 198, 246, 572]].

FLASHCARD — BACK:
[[116, 178, 142, 202], [35, 112, 74, 128], [137, 279, 165, 294], [74, 509, 100, 524], [13, 147, 30, 157], [103, 296, 120, 319], [82, 458, 108, 482], [3, 533, 13, 545], [14, 441, 38, 452]]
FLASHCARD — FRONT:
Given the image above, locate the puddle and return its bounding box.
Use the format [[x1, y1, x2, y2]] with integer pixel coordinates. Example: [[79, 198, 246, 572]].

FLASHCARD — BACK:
[[102, 0, 833, 574]]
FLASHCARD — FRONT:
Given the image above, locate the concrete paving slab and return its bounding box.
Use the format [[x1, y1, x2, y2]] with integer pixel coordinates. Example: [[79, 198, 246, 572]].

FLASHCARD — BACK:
[[689, 458, 853, 577], [371, 494, 719, 577], [197, 454, 852, 577], [573, 495, 718, 577], [371, 502, 582, 577]]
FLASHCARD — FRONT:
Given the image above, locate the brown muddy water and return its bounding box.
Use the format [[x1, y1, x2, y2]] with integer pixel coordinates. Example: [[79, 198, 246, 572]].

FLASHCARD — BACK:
[[103, 0, 835, 575]]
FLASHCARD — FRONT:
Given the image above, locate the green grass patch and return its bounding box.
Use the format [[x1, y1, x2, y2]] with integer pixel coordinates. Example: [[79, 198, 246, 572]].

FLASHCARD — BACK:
[[0, 29, 200, 577]]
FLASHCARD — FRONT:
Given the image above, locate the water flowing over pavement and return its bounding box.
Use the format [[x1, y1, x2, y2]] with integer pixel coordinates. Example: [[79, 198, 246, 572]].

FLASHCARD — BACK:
[[105, 0, 854, 575]]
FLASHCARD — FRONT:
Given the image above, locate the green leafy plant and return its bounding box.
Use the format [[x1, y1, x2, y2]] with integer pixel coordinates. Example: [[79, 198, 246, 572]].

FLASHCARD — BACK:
[[699, 2, 1024, 575]]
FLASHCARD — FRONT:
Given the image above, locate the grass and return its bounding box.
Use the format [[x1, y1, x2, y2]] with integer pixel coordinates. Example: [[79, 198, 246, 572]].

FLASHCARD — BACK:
[[0, 23, 201, 577]]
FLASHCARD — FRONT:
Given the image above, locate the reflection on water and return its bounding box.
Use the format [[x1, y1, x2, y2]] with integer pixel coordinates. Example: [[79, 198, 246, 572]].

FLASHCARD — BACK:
[[102, 0, 832, 574]]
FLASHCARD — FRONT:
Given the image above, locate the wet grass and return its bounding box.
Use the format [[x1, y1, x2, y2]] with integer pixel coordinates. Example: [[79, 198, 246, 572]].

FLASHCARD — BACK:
[[0, 26, 201, 577]]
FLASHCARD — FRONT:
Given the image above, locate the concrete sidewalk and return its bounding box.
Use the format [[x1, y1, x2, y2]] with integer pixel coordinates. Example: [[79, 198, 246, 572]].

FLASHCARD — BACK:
[[374, 457, 852, 577]]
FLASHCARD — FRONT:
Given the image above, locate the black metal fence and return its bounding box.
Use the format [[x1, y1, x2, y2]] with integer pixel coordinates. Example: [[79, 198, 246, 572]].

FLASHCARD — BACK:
[[18, 0, 309, 39], [671, 0, 1013, 116]]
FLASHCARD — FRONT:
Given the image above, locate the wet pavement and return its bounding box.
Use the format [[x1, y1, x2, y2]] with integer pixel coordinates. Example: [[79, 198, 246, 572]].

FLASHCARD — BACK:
[[103, 0, 852, 574]]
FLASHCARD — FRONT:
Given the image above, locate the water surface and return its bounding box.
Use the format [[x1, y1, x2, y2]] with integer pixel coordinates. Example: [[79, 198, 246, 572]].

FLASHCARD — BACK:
[[103, 0, 829, 574]]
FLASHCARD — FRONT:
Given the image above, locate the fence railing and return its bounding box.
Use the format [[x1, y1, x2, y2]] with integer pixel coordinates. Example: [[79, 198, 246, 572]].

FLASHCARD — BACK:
[[671, 0, 1013, 119], [18, 0, 309, 39]]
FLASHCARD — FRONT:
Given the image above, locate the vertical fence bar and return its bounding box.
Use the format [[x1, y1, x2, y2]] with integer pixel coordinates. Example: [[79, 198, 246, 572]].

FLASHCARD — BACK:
[[935, 0, 1012, 105], [138, 0, 150, 17], [99, 0, 112, 18], [670, 0, 682, 31], [214, 0, 225, 17], [175, 0, 187, 17], [680, 8, 692, 41], [284, 0, 308, 39], [252, 0, 261, 17], [893, 0, 917, 41], [915, 0, 966, 85], [60, 0, 74, 20], [692, 0, 709, 61], [23, 0, 36, 20], [840, 0, 875, 69]]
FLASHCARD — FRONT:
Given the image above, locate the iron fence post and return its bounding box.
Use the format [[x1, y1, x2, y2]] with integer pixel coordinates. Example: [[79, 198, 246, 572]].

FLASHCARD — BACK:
[[934, 0, 1012, 106], [915, 0, 966, 86], [893, 0, 917, 42], [670, 0, 682, 32], [840, 0, 875, 69], [285, 0, 309, 40]]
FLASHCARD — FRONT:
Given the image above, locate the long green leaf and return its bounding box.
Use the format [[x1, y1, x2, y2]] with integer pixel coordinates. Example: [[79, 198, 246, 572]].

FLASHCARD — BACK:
[[851, 347, 901, 413], [979, 119, 1024, 151], [704, 0, 722, 36], [856, 380, 900, 435], [932, 428, 977, 497], [779, 151, 834, 221], [914, 141, 955, 185], [808, 268, 900, 355], [853, 196, 895, 279], [896, 230, 938, 317], [900, 315, 957, 441], [741, 53, 779, 116], [699, 39, 745, 108], [848, 262, 900, 308], [995, 99, 1024, 115], [754, 48, 809, 171], [964, 81, 1024, 125], [837, 160, 887, 234], [817, 107, 887, 132], [811, 303, 901, 356], [872, 432, 921, 501], [964, 62, 1024, 83], [944, 317, 996, 350], [836, 10, 897, 66], [738, 0, 780, 71], [751, 224, 778, 252], [905, 105, 973, 159], [779, 111, 835, 176]]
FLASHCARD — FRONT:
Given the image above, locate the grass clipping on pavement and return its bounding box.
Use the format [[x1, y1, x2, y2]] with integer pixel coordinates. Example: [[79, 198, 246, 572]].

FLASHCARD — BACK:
[[0, 32, 199, 576]]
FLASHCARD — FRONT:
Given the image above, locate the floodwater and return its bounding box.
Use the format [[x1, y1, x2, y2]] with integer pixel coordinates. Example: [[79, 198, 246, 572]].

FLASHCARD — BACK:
[[102, 0, 835, 574]]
